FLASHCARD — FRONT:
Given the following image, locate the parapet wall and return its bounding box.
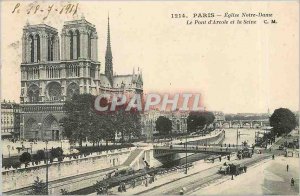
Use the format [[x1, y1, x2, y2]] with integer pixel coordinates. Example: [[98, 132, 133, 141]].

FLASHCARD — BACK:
[[2, 148, 133, 193]]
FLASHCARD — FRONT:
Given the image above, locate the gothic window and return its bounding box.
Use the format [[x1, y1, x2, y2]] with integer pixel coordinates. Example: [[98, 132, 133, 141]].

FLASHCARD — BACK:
[[32, 67, 39, 79], [29, 35, 34, 63], [48, 36, 54, 61], [67, 64, 80, 77], [36, 34, 41, 62], [46, 66, 60, 78], [88, 33, 91, 59], [76, 30, 80, 59], [47, 82, 62, 101], [90, 67, 95, 78], [69, 31, 73, 60], [27, 84, 39, 103], [67, 83, 80, 99]]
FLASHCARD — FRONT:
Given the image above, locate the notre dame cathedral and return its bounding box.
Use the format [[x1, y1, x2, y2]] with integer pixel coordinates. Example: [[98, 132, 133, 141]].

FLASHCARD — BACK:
[[20, 16, 143, 140]]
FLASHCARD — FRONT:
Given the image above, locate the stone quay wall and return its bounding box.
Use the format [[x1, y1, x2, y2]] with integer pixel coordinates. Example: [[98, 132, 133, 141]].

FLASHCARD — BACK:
[[2, 147, 134, 192]]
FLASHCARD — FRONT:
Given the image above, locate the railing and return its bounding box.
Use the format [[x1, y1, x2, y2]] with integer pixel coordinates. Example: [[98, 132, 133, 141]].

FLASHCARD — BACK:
[[153, 144, 247, 154], [21, 103, 64, 113]]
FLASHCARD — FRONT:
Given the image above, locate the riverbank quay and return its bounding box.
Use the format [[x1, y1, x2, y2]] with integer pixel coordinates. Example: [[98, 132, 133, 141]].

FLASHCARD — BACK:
[[193, 155, 299, 195], [86, 153, 270, 195]]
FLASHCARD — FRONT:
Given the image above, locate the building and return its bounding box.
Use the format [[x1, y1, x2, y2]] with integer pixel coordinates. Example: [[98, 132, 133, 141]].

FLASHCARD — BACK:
[[212, 111, 225, 122], [1, 100, 21, 139], [164, 111, 189, 134], [20, 16, 143, 140], [142, 110, 225, 139], [141, 110, 161, 141], [142, 110, 189, 140]]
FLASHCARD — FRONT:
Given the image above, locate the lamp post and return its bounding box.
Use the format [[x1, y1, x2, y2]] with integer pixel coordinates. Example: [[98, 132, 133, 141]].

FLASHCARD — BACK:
[[185, 131, 188, 174], [185, 119, 192, 175], [236, 127, 239, 151], [7, 145, 11, 158], [45, 140, 49, 195], [30, 142, 33, 153]]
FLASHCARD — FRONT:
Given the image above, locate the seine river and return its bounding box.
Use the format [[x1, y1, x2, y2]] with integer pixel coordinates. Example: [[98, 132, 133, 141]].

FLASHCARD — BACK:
[[223, 128, 257, 146]]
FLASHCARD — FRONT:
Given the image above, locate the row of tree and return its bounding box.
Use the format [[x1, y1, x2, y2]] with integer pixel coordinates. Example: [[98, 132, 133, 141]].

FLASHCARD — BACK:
[[18, 147, 64, 167], [63, 94, 142, 146], [187, 111, 215, 133]]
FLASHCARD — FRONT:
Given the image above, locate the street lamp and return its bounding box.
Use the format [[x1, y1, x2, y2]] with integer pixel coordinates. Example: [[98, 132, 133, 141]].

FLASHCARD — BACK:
[[185, 131, 188, 174], [45, 140, 49, 195], [7, 145, 11, 158], [30, 142, 33, 153], [236, 127, 239, 151], [185, 120, 191, 175]]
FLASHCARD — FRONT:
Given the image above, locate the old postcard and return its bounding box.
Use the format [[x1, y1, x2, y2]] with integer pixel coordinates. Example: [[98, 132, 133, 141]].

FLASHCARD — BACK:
[[1, 0, 299, 195]]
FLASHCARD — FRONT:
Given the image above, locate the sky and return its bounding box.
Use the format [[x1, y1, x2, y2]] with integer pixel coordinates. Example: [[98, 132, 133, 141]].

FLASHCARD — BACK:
[[0, 1, 299, 114]]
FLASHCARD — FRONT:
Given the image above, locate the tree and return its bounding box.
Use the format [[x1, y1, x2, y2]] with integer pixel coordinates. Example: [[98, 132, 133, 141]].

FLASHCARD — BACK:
[[50, 147, 63, 158], [155, 116, 172, 135], [27, 177, 47, 195], [114, 109, 142, 142], [19, 152, 31, 165], [270, 108, 297, 136], [63, 94, 96, 146], [187, 111, 215, 133], [36, 150, 45, 160]]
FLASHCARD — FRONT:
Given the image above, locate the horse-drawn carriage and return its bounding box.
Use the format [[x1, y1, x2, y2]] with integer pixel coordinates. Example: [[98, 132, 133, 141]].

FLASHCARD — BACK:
[[219, 163, 245, 175], [237, 147, 252, 159]]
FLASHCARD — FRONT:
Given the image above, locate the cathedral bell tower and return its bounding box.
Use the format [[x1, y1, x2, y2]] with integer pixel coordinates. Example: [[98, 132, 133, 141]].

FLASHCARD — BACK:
[[61, 16, 98, 61], [105, 16, 114, 86]]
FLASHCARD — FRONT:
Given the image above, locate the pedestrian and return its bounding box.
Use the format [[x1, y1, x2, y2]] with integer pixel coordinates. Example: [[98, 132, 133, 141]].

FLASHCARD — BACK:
[[272, 154, 275, 160], [132, 179, 136, 188], [291, 178, 295, 186], [122, 182, 126, 192], [244, 166, 247, 173], [287, 164, 289, 172], [219, 156, 222, 162], [180, 187, 186, 195], [145, 177, 148, 187], [118, 185, 122, 192]]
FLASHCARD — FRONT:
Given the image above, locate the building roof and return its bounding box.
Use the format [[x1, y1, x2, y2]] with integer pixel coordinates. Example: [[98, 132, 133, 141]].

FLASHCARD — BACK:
[[1, 101, 19, 109], [113, 75, 134, 88], [100, 74, 142, 89]]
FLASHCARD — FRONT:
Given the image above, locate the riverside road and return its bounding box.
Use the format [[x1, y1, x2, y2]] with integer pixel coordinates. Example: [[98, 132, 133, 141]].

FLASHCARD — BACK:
[[131, 154, 271, 195]]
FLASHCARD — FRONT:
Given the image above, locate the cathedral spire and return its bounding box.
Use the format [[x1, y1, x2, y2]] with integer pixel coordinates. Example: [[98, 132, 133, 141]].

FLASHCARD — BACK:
[[105, 14, 113, 85]]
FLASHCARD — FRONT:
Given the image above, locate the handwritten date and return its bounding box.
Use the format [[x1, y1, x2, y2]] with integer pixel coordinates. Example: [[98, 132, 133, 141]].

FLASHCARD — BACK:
[[11, 3, 79, 20]]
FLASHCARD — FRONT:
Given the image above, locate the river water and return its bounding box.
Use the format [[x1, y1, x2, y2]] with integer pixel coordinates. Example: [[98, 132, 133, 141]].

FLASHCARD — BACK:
[[162, 128, 258, 168], [223, 128, 257, 146]]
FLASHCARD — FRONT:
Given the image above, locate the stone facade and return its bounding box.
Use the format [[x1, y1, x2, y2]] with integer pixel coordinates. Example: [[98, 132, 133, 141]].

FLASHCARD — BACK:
[[1, 100, 21, 139], [142, 110, 189, 139], [20, 17, 143, 140]]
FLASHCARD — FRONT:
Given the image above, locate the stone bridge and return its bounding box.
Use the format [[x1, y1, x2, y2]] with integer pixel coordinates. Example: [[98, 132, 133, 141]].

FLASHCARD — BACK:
[[216, 119, 270, 129]]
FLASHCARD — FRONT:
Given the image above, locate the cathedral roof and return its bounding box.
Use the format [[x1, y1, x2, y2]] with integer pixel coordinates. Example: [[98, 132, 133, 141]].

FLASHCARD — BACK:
[[99, 74, 142, 89], [113, 75, 134, 88]]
